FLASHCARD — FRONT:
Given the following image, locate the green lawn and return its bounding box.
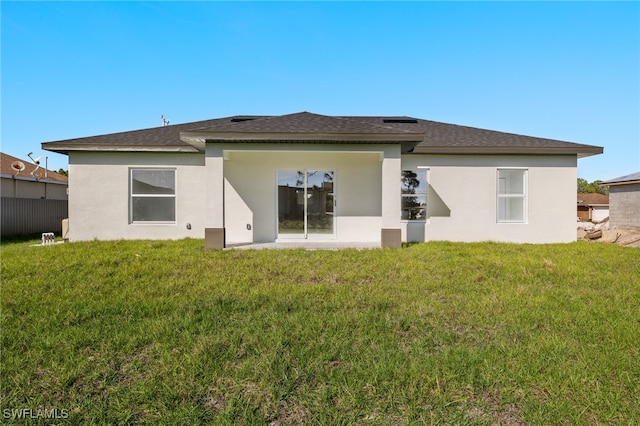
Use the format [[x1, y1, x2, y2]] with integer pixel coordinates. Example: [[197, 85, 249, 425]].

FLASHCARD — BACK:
[[1, 239, 638, 425]]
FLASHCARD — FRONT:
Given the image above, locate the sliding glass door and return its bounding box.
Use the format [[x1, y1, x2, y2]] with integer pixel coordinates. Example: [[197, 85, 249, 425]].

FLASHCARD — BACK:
[[277, 170, 334, 238]]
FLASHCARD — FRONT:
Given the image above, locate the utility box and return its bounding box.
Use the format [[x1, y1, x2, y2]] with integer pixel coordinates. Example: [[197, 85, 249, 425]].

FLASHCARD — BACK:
[[62, 218, 69, 242]]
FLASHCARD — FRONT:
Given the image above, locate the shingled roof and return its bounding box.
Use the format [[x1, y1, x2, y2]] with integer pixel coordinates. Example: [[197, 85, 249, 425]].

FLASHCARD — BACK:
[[601, 172, 640, 185], [577, 193, 609, 206], [42, 111, 603, 158], [41, 116, 236, 154]]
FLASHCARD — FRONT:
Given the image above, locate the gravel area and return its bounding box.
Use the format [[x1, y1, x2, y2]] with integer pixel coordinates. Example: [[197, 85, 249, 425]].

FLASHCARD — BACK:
[[577, 226, 640, 247]]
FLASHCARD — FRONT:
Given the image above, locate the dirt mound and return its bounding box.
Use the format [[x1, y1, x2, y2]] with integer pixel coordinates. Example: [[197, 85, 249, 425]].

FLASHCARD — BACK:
[[578, 227, 640, 247]]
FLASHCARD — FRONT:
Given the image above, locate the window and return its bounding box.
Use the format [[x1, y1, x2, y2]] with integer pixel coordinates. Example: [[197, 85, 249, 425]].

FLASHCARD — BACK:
[[130, 169, 176, 223], [497, 169, 526, 223], [401, 170, 427, 220]]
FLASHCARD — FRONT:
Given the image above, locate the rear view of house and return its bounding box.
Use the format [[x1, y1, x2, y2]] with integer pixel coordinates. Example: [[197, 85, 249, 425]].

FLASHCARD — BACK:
[[42, 112, 603, 248]]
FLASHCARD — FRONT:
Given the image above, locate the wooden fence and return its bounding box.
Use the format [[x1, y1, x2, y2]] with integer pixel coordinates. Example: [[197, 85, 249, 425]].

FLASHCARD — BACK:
[[1, 197, 68, 237]]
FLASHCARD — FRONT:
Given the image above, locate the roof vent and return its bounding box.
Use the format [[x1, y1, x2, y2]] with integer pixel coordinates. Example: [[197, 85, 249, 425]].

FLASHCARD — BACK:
[[383, 118, 418, 124], [231, 117, 258, 122]]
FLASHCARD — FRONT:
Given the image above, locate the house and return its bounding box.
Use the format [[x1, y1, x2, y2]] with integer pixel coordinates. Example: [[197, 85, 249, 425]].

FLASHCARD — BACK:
[[577, 193, 609, 222], [600, 172, 640, 229], [1, 152, 68, 200], [1, 152, 68, 236], [42, 112, 603, 248]]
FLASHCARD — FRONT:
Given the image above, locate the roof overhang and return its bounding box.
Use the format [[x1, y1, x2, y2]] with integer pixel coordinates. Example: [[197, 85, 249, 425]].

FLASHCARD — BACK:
[[180, 131, 425, 152], [42, 143, 200, 155], [410, 145, 604, 158], [603, 180, 640, 186], [0, 173, 68, 185]]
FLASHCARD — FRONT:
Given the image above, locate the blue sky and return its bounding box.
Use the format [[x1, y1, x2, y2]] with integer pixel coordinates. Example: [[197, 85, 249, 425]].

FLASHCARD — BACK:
[[2, 1, 638, 182]]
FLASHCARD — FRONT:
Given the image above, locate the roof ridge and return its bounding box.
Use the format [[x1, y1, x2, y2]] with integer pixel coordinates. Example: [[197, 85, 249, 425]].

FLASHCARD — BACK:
[[183, 111, 424, 135], [330, 114, 420, 134]]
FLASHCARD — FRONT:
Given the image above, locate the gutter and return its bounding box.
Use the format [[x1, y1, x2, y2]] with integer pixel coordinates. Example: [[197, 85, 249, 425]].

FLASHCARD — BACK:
[[42, 144, 200, 155], [602, 180, 640, 186], [410, 145, 603, 158], [0, 173, 68, 185]]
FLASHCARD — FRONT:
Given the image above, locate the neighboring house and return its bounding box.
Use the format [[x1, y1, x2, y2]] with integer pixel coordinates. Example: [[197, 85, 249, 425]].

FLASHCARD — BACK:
[[601, 172, 640, 229], [1, 152, 68, 200], [577, 193, 609, 222], [42, 112, 603, 248], [1, 152, 68, 236]]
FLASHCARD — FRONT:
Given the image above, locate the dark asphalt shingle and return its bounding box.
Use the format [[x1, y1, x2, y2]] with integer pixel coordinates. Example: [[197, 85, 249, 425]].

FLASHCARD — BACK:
[[42, 111, 603, 156], [601, 172, 640, 185]]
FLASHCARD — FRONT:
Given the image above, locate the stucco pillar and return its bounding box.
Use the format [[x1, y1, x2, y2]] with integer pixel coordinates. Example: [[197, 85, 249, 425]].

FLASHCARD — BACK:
[[205, 144, 225, 249], [381, 145, 402, 248]]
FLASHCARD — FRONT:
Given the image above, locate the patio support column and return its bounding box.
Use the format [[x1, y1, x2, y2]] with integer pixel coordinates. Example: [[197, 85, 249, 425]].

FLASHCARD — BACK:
[[205, 143, 225, 249], [381, 145, 402, 248]]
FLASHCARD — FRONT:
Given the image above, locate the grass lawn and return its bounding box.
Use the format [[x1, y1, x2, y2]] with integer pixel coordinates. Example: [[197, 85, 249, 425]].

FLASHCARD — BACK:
[[1, 239, 638, 425]]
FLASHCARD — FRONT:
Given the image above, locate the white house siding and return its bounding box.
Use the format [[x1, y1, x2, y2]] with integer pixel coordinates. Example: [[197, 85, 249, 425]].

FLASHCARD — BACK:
[[67, 152, 205, 241], [218, 143, 390, 244], [400, 154, 577, 243]]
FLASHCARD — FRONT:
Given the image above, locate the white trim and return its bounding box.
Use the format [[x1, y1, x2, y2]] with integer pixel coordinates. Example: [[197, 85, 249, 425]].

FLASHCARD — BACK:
[[182, 131, 424, 142], [401, 169, 428, 222], [496, 168, 528, 224], [43, 145, 199, 153], [276, 169, 336, 240]]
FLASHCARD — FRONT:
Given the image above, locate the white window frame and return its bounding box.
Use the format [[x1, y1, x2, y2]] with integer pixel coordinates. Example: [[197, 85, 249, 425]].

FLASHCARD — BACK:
[[497, 168, 527, 224], [401, 169, 428, 222], [129, 168, 177, 224]]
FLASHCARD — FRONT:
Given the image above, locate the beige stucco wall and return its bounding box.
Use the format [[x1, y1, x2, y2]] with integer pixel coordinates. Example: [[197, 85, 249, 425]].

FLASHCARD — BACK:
[[401, 154, 578, 243], [67, 152, 205, 241], [219, 144, 391, 244], [66, 149, 578, 244], [1, 177, 68, 200]]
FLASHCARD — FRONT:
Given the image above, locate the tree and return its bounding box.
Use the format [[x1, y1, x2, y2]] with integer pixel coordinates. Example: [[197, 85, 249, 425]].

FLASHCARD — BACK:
[[57, 168, 69, 176], [577, 178, 608, 195]]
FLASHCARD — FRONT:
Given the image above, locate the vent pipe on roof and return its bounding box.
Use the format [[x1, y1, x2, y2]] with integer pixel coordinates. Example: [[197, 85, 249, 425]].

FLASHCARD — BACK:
[[161, 115, 170, 126], [383, 118, 418, 124]]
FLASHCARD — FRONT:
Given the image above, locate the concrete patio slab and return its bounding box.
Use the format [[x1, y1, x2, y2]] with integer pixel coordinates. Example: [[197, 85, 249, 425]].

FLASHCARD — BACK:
[[225, 241, 381, 250]]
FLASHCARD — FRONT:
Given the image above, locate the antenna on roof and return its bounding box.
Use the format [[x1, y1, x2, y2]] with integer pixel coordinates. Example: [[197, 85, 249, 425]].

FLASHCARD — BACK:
[[27, 152, 42, 179], [161, 115, 170, 127]]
